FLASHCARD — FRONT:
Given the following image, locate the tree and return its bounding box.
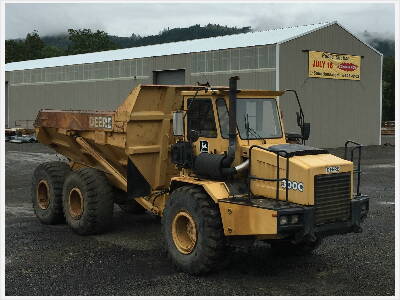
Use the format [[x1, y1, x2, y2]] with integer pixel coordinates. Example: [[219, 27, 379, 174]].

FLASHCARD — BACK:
[[382, 56, 395, 121], [41, 45, 65, 58], [25, 30, 44, 60], [364, 35, 395, 121], [5, 39, 26, 63], [67, 29, 116, 55]]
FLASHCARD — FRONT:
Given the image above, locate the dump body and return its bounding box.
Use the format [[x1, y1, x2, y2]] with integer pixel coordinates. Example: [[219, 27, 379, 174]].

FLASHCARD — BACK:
[[35, 84, 205, 192]]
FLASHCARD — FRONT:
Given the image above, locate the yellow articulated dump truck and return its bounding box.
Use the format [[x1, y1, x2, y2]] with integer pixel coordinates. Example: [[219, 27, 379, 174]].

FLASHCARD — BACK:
[[32, 76, 369, 274]]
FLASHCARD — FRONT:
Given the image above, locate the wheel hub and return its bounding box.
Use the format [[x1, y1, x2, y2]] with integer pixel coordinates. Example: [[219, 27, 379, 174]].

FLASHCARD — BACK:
[[37, 180, 50, 210], [69, 187, 84, 219], [172, 211, 197, 254]]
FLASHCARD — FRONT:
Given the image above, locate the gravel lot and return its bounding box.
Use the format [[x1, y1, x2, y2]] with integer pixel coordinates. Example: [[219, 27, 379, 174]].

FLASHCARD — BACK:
[[5, 136, 395, 296]]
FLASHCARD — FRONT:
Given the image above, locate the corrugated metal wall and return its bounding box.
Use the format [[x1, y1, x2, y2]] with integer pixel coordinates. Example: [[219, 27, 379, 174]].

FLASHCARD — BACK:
[[189, 45, 276, 89], [7, 59, 153, 127], [8, 79, 143, 126], [5, 81, 9, 128], [5, 72, 10, 128], [6, 44, 276, 127], [278, 23, 381, 148]]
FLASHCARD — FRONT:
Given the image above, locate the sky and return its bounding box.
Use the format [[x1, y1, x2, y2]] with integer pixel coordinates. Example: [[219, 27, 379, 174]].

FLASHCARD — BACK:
[[5, 2, 395, 40]]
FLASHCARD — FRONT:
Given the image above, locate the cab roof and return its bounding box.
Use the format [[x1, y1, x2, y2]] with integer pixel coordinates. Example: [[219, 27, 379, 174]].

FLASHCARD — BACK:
[[139, 84, 285, 97], [180, 89, 285, 98]]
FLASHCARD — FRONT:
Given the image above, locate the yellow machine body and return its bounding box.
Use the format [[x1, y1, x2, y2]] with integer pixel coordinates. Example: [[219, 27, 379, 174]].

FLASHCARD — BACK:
[[35, 83, 360, 239]]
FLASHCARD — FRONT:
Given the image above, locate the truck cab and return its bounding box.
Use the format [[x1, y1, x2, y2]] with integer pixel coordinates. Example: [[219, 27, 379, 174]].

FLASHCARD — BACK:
[[182, 89, 286, 158], [170, 77, 368, 251]]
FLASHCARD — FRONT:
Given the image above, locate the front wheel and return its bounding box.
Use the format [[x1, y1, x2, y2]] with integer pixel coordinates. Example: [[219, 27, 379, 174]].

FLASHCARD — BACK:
[[161, 186, 225, 275]]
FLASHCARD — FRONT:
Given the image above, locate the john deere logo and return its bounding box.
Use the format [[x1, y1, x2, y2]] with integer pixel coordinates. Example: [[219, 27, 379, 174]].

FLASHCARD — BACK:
[[200, 140, 208, 153], [89, 116, 112, 129], [326, 166, 340, 173]]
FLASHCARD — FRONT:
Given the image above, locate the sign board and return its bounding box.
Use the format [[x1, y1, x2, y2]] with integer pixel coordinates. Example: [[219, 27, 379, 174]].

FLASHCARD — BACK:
[[308, 51, 361, 80]]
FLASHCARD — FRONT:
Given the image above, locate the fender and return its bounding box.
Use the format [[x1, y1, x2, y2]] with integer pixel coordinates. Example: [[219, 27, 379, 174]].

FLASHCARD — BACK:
[[170, 176, 280, 236], [169, 177, 230, 203]]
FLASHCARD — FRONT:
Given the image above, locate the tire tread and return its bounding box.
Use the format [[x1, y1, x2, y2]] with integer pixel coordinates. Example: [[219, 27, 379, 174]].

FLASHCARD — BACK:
[[63, 168, 114, 235], [162, 185, 226, 275], [31, 161, 71, 224]]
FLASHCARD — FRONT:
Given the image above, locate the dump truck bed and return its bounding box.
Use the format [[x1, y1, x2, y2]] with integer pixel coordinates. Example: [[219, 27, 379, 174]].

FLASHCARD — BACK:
[[35, 84, 208, 192]]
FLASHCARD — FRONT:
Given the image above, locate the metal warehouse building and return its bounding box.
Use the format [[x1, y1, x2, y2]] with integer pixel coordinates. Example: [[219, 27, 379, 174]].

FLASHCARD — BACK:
[[5, 21, 382, 148]]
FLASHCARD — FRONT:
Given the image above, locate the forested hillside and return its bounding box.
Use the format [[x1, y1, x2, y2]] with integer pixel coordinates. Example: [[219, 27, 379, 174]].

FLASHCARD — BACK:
[[6, 24, 251, 61]]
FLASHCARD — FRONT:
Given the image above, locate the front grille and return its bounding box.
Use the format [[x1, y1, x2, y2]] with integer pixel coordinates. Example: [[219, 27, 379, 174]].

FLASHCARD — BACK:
[[314, 172, 351, 225]]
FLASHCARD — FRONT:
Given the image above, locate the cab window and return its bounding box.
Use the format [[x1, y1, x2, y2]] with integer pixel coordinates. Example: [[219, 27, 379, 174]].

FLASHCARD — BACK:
[[216, 98, 229, 139], [187, 98, 217, 138], [236, 98, 282, 139]]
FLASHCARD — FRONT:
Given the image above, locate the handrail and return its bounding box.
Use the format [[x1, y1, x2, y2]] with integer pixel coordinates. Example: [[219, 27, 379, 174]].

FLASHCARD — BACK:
[[248, 145, 290, 202], [344, 140, 363, 196]]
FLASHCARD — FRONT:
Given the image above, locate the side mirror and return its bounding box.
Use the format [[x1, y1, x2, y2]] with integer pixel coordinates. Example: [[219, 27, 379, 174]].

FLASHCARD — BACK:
[[189, 130, 199, 142], [172, 111, 184, 136], [301, 123, 311, 141]]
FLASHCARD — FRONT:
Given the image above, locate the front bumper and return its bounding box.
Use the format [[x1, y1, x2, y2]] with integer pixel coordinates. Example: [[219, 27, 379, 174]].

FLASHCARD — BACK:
[[277, 194, 369, 241]]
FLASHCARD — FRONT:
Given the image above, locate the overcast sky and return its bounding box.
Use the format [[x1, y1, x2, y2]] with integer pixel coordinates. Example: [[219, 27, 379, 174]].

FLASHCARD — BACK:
[[5, 2, 395, 40]]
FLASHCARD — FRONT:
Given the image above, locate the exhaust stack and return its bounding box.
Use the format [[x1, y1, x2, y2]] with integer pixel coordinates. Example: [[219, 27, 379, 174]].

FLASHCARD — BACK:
[[222, 76, 239, 168]]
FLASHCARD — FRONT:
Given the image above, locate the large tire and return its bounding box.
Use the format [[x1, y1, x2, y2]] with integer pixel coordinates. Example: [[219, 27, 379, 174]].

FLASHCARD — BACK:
[[114, 188, 145, 214], [31, 161, 71, 224], [270, 238, 322, 256], [62, 168, 114, 235], [162, 186, 225, 275]]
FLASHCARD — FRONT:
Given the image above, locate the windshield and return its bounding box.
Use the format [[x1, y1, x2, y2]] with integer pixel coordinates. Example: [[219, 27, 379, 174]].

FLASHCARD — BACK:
[[236, 98, 282, 139]]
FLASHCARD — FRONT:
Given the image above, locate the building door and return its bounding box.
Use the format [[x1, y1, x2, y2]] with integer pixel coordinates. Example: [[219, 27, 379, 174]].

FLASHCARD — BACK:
[[153, 69, 185, 85], [5, 81, 8, 128]]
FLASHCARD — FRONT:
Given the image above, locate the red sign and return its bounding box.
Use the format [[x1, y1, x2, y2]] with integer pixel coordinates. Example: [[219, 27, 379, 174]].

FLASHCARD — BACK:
[[338, 63, 358, 72]]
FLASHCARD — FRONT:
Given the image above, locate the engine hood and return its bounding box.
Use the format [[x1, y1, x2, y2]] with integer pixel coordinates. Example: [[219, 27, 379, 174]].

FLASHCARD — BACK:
[[248, 144, 354, 205]]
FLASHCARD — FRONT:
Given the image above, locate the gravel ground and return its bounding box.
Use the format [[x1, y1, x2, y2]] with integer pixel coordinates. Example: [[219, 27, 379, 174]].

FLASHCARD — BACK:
[[5, 136, 396, 296]]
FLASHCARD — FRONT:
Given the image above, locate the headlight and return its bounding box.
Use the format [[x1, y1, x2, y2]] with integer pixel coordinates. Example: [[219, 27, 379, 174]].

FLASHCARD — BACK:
[[279, 216, 288, 225], [291, 214, 299, 224], [279, 214, 300, 226], [361, 204, 368, 214]]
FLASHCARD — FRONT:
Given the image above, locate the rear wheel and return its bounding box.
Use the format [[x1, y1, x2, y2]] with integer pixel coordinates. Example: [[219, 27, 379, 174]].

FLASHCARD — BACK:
[[162, 186, 225, 275], [62, 168, 114, 235], [31, 161, 71, 224]]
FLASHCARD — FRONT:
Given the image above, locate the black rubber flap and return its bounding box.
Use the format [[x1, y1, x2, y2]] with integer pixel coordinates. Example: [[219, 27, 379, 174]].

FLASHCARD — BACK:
[[127, 158, 151, 197], [267, 144, 328, 158]]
